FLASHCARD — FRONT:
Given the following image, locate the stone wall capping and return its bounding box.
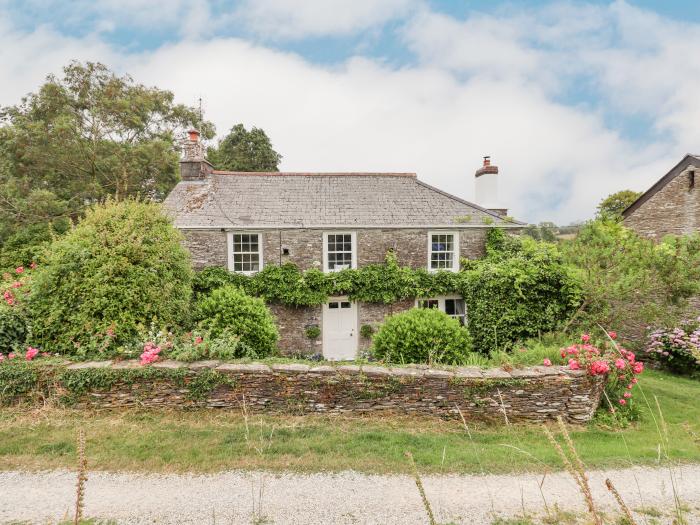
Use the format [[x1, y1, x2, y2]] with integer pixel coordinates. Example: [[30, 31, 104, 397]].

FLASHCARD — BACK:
[[309, 365, 336, 374], [111, 360, 141, 369], [424, 369, 454, 378], [152, 360, 187, 369], [337, 365, 362, 374], [271, 363, 311, 373], [531, 365, 563, 376], [216, 363, 271, 373], [188, 360, 221, 370], [509, 368, 543, 378], [563, 369, 586, 377], [67, 360, 113, 369], [482, 368, 512, 378], [455, 367, 484, 378], [390, 367, 425, 377], [361, 365, 393, 376]]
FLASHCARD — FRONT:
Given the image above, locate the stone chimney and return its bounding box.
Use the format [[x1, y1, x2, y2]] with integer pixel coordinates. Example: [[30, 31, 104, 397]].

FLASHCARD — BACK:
[[180, 128, 213, 181], [475, 156, 507, 217]]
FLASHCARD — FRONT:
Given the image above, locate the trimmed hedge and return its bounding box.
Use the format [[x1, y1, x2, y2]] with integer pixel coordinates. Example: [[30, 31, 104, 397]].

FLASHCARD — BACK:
[[194, 285, 279, 356], [371, 308, 472, 365]]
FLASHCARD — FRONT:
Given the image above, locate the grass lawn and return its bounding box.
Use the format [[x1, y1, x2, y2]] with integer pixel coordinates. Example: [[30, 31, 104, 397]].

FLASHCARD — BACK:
[[0, 369, 698, 475]]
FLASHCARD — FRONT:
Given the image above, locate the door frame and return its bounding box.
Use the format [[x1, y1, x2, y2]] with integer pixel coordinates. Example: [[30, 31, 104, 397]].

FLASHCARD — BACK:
[[321, 296, 358, 360]]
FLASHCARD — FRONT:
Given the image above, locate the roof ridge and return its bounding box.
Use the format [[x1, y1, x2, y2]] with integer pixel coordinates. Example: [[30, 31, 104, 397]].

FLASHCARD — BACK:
[[211, 171, 417, 177], [413, 179, 525, 225]]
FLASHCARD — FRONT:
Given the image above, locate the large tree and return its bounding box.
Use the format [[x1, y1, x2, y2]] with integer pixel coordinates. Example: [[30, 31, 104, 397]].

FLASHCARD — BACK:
[[0, 61, 214, 262], [208, 123, 282, 171], [596, 190, 642, 221]]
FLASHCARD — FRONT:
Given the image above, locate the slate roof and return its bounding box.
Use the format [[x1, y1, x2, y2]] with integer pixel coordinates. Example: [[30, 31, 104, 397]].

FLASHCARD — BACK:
[[622, 154, 700, 218], [163, 171, 522, 229]]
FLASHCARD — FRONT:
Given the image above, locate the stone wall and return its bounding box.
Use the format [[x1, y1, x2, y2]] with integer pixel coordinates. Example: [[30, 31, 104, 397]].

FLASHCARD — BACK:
[[60, 361, 605, 424], [624, 167, 699, 240], [180, 227, 492, 270]]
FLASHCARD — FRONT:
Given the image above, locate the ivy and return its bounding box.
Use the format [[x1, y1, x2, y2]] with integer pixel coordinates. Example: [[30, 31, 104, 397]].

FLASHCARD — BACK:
[[193, 233, 582, 353], [185, 369, 236, 400], [0, 362, 38, 402]]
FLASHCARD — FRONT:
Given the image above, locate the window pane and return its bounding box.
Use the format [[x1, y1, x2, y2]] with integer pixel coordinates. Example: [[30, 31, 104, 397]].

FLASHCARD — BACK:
[[341, 302, 351, 309], [329, 302, 339, 309], [445, 299, 455, 315]]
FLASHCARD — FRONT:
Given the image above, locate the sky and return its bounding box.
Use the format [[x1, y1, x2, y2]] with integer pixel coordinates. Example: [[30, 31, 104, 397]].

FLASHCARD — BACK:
[[1, 0, 699, 224]]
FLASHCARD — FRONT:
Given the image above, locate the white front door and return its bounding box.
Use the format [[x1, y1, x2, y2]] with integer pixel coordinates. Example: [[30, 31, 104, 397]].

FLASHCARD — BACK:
[[322, 298, 358, 360]]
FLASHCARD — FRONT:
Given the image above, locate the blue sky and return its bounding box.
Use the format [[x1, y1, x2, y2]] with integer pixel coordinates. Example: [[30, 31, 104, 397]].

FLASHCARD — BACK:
[[1, 0, 699, 223]]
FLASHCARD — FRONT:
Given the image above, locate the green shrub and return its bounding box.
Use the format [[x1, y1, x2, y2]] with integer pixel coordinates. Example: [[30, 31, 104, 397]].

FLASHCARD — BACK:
[[561, 220, 700, 344], [27, 199, 193, 355], [195, 285, 278, 356], [305, 326, 321, 339], [371, 308, 471, 365], [460, 230, 582, 353], [0, 306, 29, 353], [360, 324, 375, 339], [167, 328, 257, 362]]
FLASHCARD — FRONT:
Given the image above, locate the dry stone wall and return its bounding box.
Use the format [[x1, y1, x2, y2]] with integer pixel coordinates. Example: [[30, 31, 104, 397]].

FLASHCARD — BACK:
[[59, 361, 605, 424]]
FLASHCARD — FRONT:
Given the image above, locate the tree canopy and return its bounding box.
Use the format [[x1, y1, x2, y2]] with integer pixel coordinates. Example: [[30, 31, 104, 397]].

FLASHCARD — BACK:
[[0, 61, 213, 267], [596, 190, 642, 221], [207, 123, 282, 172]]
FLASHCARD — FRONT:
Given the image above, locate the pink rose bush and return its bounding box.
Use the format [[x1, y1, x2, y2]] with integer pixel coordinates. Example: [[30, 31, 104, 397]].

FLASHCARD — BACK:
[[0, 346, 45, 364], [1, 263, 35, 308], [139, 341, 162, 365], [560, 332, 645, 411]]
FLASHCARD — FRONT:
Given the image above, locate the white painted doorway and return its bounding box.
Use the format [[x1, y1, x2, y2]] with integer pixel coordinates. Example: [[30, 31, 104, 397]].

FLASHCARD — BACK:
[[322, 298, 358, 360]]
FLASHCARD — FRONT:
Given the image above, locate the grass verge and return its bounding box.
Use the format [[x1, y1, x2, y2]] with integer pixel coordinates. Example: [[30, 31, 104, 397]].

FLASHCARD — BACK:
[[0, 370, 698, 475]]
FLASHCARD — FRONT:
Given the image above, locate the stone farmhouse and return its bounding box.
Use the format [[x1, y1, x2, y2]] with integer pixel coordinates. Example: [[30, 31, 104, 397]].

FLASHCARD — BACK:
[[164, 130, 523, 359], [623, 154, 700, 239]]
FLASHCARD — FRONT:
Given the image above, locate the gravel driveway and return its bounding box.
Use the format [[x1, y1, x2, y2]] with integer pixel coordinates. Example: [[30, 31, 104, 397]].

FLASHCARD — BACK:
[[2, 465, 699, 524]]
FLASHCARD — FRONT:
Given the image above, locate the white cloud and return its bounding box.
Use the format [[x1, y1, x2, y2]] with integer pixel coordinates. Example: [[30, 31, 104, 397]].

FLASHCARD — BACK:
[[1, 1, 699, 224], [233, 0, 418, 40]]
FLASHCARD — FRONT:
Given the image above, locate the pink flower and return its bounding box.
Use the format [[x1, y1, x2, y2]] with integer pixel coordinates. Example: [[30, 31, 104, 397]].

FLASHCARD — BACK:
[[608, 331, 617, 340], [589, 360, 610, 375], [623, 392, 632, 399], [10, 281, 22, 288], [543, 358, 552, 367], [626, 352, 636, 362], [581, 334, 590, 343], [30, 262, 37, 270], [615, 358, 626, 370], [194, 336, 203, 345], [139, 342, 162, 365], [619, 399, 627, 405], [560, 350, 566, 358], [8, 353, 15, 359], [626, 383, 634, 389], [0, 354, 4, 362], [25, 347, 39, 361], [15, 266, 24, 274], [630, 378, 638, 384], [633, 362, 644, 374], [568, 359, 581, 370]]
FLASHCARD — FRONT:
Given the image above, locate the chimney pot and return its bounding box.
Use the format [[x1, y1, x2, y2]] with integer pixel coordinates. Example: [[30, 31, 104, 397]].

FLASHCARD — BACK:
[[483, 156, 490, 167], [187, 128, 201, 142]]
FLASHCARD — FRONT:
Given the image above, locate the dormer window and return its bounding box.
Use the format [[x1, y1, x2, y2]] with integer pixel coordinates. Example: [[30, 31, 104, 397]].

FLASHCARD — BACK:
[[428, 231, 459, 272], [323, 232, 356, 272], [228, 232, 263, 275]]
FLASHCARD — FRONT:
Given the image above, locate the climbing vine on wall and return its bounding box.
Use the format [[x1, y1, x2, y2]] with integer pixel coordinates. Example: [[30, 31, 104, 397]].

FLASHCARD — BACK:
[[193, 233, 582, 353]]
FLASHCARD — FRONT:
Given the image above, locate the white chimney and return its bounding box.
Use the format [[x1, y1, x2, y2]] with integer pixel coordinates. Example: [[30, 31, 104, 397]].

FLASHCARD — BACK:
[[475, 156, 507, 217]]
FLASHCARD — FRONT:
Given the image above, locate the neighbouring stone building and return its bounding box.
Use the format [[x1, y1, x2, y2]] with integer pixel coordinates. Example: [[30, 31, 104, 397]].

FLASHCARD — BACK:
[[622, 154, 700, 239], [164, 130, 523, 358]]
